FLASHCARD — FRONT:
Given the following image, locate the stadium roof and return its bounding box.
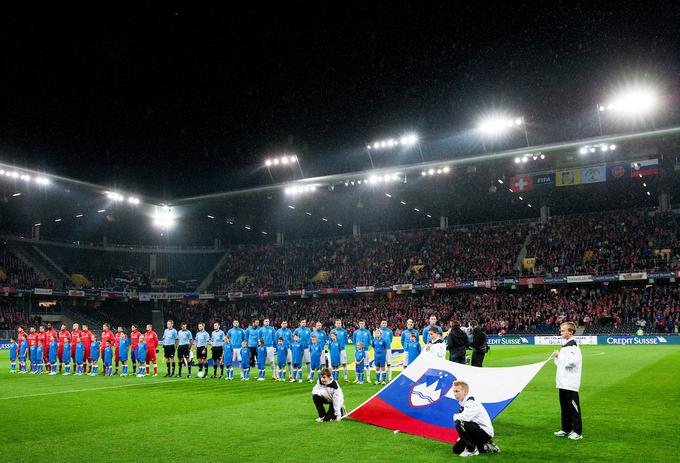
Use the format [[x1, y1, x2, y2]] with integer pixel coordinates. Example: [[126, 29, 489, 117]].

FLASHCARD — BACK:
[[1, 127, 679, 246]]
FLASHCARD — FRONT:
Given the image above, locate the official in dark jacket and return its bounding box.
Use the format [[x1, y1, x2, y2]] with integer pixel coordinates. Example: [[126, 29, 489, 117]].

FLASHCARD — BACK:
[[470, 320, 488, 367], [447, 320, 469, 364]]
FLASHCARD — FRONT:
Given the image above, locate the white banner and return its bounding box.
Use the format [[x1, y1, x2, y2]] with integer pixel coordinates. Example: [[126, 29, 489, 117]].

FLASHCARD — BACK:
[[535, 335, 598, 345], [566, 275, 594, 283], [392, 284, 413, 292], [355, 286, 375, 293], [34, 288, 53, 295], [618, 272, 647, 281]]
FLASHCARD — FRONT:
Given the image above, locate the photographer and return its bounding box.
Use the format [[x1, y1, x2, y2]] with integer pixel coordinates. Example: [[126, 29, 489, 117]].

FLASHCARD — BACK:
[[447, 320, 469, 364], [470, 320, 488, 367]]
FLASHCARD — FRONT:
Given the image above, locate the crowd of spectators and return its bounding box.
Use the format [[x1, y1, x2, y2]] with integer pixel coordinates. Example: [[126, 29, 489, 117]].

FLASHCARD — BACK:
[[525, 209, 680, 276], [162, 284, 679, 337], [212, 222, 525, 292], [213, 210, 679, 292], [0, 300, 42, 331], [0, 241, 53, 289]]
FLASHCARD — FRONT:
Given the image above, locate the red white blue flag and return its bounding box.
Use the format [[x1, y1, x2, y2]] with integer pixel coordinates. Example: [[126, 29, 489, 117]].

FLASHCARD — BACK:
[[347, 351, 547, 443]]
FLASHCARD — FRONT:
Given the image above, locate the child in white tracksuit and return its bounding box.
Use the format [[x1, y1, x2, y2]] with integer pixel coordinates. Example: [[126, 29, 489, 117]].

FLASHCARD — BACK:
[[312, 367, 346, 422], [452, 380, 500, 457], [552, 322, 583, 440]]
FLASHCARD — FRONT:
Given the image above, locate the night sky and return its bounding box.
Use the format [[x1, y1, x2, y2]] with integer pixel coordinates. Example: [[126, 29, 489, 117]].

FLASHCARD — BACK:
[[0, 3, 678, 200]]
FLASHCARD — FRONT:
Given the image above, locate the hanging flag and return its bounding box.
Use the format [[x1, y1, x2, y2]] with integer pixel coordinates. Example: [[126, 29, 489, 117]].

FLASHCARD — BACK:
[[509, 176, 534, 192], [347, 352, 548, 443], [533, 173, 555, 187], [579, 165, 606, 184], [556, 169, 581, 186], [607, 163, 630, 181], [631, 159, 658, 177]]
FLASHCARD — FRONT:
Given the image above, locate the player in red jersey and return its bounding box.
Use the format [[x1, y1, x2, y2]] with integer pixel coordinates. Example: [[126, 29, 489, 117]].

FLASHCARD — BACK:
[[57, 324, 71, 372], [81, 324, 94, 372], [37, 326, 48, 372], [130, 324, 142, 374], [100, 323, 116, 372], [144, 324, 159, 376], [114, 326, 126, 375]]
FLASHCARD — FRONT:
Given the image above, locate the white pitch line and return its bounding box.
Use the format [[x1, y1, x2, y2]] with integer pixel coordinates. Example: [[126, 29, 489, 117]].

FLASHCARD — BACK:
[[0, 379, 182, 401]]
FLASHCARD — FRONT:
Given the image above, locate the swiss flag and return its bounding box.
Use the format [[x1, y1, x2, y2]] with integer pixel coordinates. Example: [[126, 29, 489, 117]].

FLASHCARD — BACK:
[[510, 176, 534, 192]]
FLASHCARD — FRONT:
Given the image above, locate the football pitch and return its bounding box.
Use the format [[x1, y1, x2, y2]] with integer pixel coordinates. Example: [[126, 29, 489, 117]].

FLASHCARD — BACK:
[[1, 345, 678, 463]]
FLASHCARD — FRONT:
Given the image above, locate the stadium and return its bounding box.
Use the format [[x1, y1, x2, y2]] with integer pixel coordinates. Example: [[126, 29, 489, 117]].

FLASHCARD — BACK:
[[1, 4, 679, 463]]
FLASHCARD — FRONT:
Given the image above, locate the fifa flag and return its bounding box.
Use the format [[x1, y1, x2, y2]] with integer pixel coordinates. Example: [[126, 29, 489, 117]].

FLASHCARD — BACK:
[[347, 352, 547, 443]]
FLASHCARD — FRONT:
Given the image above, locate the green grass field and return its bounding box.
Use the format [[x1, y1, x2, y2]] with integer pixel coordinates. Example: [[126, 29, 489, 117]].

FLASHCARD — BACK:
[[1, 345, 679, 463]]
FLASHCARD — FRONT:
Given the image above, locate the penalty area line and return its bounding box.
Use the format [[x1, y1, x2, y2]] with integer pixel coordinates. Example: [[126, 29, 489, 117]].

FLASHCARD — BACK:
[[0, 379, 183, 401]]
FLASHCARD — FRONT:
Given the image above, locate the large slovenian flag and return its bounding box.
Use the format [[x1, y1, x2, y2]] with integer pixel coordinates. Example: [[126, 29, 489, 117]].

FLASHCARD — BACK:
[[347, 352, 548, 444]]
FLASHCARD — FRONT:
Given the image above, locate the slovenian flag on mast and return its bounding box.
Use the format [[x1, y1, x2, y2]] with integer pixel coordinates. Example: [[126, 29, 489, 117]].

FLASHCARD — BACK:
[[347, 352, 548, 443]]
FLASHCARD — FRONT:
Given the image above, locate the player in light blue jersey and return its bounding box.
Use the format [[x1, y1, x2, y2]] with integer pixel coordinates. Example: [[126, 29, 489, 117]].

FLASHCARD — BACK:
[[291, 334, 304, 383], [104, 341, 114, 376], [223, 336, 234, 380], [210, 322, 226, 378], [245, 319, 261, 368], [256, 339, 267, 380], [379, 320, 395, 381], [309, 334, 322, 382], [62, 342, 72, 375], [311, 322, 327, 372], [227, 320, 246, 374], [294, 320, 312, 380], [18, 338, 28, 373], [8, 338, 17, 373], [240, 341, 250, 380], [161, 320, 179, 378], [118, 335, 130, 376], [355, 342, 366, 384], [90, 337, 101, 376], [136, 337, 147, 377], [48, 336, 58, 375], [404, 331, 421, 367], [371, 330, 388, 385], [330, 319, 350, 382], [422, 315, 443, 344], [352, 320, 372, 383], [36, 343, 44, 375], [401, 319, 420, 366], [177, 322, 193, 378], [328, 332, 341, 381], [260, 318, 277, 379], [276, 337, 288, 381], [74, 338, 85, 375], [275, 321, 293, 379], [194, 322, 210, 377]]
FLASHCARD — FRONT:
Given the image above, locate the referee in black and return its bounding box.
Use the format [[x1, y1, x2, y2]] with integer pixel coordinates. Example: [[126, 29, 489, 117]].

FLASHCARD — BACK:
[[470, 320, 488, 367]]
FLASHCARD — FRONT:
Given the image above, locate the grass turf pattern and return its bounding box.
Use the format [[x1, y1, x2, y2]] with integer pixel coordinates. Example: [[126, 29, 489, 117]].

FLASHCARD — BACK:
[[1, 344, 678, 462]]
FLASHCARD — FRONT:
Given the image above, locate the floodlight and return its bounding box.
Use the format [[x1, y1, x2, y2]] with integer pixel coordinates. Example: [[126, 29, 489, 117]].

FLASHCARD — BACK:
[[427, 169, 435, 175], [579, 147, 588, 155], [273, 158, 280, 165], [265, 159, 272, 167], [514, 157, 521, 163], [607, 86, 658, 116], [442, 166, 450, 173]]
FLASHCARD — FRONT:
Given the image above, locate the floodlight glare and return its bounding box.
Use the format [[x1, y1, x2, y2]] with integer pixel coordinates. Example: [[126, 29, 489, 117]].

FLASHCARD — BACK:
[[606, 85, 658, 116], [265, 159, 272, 167], [152, 208, 176, 229], [273, 158, 280, 165], [514, 157, 521, 163], [442, 166, 451, 173], [579, 147, 588, 155], [427, 168, 435, 175]]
